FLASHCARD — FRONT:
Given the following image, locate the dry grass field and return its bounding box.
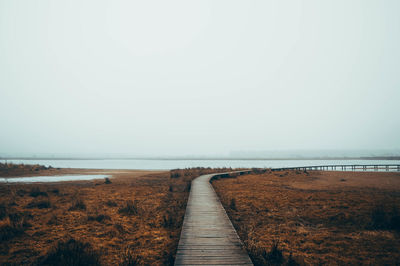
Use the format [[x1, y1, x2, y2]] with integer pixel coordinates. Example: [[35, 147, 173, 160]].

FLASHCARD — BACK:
[[212, 170, 400, 265], [0, 163, 233, 265]]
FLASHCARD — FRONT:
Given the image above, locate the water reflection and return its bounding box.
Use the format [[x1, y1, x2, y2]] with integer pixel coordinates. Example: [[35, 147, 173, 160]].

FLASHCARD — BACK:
[[0, 174, 110, 183]]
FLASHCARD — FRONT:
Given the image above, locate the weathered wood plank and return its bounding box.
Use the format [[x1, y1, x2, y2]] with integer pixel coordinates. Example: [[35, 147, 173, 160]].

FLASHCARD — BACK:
[[175, 173, 253, 266]]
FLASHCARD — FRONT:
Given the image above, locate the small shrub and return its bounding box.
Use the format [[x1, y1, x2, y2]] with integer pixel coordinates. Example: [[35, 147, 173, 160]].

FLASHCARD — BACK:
[[88, 214, 110, 223], [185, 183, 191, 192], [230, 198, 237, 211], [69, 198, 86, 211], [0, 212, 31, 241], [370, 205, 386, 229], [104, 178, 112, 184], [164, 251, 175, 266], [262, 240, 284, 265], [162, 212, 176, 228], [120, 246, 140, 266], [287, 253, 300, 266], [16, 189, 27, 197], [170, 173, 179, 178], [27, 199, 51, 209], [170, 170, 181, 178], [105, 200, 118, 207], [0, 242, 9, 255], [39, 238, 100, 266], [8, 212, 32, 228], [29, 187, 48, 198], [0, 203, 6, 220], [118, 200, 138, 216], [390, 206, 400, 231], [369, 205, 400, 231], [49, 188, 60, 194], [7, 200, 17, 207], [251, 168, 266, 174], [0, 224, 24, 241]]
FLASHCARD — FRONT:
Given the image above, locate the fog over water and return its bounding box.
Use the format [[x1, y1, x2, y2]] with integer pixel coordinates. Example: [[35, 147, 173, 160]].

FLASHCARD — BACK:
[[1, 159, 399, 171], [1, 1, 399, 158]]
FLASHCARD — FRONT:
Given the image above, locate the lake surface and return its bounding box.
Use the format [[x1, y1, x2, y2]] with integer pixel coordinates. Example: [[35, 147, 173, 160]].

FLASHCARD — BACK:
[[1, 159, 399, 170], [0, 174, 110, 183]]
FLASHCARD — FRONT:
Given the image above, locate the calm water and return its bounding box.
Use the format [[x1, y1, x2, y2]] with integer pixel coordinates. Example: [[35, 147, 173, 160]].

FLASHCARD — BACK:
[[0, 174, 110, 183], [1, 159, 399, 170]]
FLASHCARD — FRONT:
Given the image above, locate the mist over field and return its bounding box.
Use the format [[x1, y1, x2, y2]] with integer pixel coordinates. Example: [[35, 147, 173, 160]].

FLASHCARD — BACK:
[[1, 1, 399, 157]]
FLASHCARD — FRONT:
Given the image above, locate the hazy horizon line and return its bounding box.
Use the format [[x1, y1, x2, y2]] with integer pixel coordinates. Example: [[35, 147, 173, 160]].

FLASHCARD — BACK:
[[1, 156, 400, 161], [1, 149, 400, 161]]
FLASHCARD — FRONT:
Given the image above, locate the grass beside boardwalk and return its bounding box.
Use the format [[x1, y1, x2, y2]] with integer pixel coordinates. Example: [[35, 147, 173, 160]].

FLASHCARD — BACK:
[[0, 164, 234, 265], [212, 170, 400, 265]]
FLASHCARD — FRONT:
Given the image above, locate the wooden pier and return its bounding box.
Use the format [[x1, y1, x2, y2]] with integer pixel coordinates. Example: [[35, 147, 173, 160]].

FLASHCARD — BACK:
[[271, 164, 400, 172], [175, 172, 253, 265]]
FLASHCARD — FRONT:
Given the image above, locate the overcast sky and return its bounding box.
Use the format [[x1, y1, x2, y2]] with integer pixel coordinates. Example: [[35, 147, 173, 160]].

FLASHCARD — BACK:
[[1, 0, 399, 157]]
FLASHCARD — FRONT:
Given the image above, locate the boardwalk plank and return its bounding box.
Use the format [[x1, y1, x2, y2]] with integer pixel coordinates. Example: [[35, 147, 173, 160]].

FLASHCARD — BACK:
[[175, 173, 253, 266]]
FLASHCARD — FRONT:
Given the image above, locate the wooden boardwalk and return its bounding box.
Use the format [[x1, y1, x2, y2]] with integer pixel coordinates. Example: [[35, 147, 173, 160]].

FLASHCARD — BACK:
[[175, 173, 253, 266], [271, 164, 400, 172]]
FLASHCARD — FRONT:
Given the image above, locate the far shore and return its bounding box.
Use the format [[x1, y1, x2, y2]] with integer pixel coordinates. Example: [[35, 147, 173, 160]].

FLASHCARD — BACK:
[[0, 163, 165, 178]]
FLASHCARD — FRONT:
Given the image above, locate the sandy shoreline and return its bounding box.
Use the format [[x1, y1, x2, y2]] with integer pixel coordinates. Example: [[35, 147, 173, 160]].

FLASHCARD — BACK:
[[0, 164, 166, 180]]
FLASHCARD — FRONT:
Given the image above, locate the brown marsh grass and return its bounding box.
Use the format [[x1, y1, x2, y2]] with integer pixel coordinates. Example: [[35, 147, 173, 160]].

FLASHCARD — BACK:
[[0, 165, 235, 265], [212, 170, 400, 265]]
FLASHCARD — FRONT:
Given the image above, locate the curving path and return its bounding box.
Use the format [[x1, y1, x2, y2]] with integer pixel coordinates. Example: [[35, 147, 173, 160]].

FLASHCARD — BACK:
[[175, 173, 253, 265]]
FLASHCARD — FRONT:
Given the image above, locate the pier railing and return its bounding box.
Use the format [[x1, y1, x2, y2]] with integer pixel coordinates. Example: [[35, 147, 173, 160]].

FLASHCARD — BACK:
[[271, 164, 400, 172]]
